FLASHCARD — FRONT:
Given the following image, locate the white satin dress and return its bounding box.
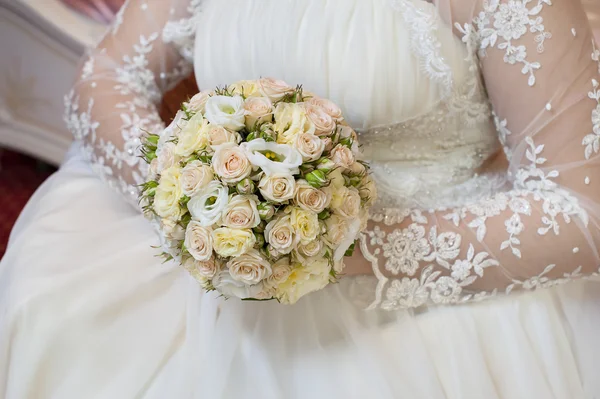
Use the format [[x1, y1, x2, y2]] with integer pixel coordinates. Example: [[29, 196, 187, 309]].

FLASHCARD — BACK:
[[1, 0, 600, 398]]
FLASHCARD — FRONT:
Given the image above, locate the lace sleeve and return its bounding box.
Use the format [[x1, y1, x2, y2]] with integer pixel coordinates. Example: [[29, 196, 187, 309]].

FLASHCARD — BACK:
[[63, 0, 201, 205], [350, 0, 600, 310]]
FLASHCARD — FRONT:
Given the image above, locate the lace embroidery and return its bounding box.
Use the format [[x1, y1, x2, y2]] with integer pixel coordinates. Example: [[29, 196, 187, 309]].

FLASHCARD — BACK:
[[163, 0, 204, 63], [583, 78, 600, 160], [472, 0, 552, 86]]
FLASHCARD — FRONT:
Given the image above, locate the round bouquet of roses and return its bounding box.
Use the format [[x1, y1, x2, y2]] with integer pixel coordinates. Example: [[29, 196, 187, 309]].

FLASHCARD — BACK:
[[140, 78, 376, 304]]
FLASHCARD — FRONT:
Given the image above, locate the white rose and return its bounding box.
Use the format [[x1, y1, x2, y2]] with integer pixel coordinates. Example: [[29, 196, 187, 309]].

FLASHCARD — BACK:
[[258, 78, 294, 101], [204, 95, 246, 131], [212, 143, 252, 184], [206, 125, 239, 149], [332, 186, 361, 219], [228, 80, 261, 98], [275, 258, 331, 305], [186, 91, 211, 113], [175, 113, 210, 157], [181, 161, 214, 197], [333, 218, 361, 261], [274, 103, 316, 144], [264, 215, 296, 254], [330, 144, 355, 170], [221, 195, 261, 229], [156, 142, 178, 173], [183, 256, 221, 280], [259, 174, 296, 203], [184, 221, 213, 262], [161, 110, 187, 139], [227, 249, 272, 285], [358, 175, 378, 206], [243, 96, 273, 129], [240, 139, 303, 176], [306, 97, 343, 121], [323, 214, 348, 248], [290, 207, 320, 243], [154, 166, 183, 221], [212, 269, 265, 299], [296, 239, 324, 259], [161, 218, 185, 241], [187, 180, 229, 226], [304, 104, 336, 135], [295, 180, 330, 213], [294, 132, 325, 162], [266, 257, 293, 288], [212, 228, 256, 257]]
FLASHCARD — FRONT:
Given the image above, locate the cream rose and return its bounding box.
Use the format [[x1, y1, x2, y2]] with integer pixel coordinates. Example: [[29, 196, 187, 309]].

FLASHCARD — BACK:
[[294, 132, 325, 162], [204, 95, 246, 131], [258, 78, 294, 101], [212, 143, 252, 184], [221, 195, 261, 229], [304, 104, 336, 135], [358, 175, 378, 206], [154, 166, 183, 221], [183, 256, 220, 281], [207, 125, 239, 149], [331, 186, 361, 219], [330, 144, 355, 170], [243, 97, 273, 129], [334, 218, 361, 261], [306, 97, 343, 121], [228, 80, 260, 98], [187, 91, 211, 113], [264, 215, 296, 254], [324, 214, 348, 248], [184, 221, 213, 261], [212, 228, 256, 257], [266, 257, 292, 288], [187, 180, 229, 226], [227, 249, 272, 285], [161, 218, 185, 241], [290, 207, 320, 243], [295, 180, 330, 213], [175, 113, 210, 157], [212, 270, 265, 299], [156, 142, 178, 173], [273, 103, 316, 144], [296, 239, 324, 259], [259, 173, 296, 203], [181, 161, 214, 197], [275, 258, 331, 305]]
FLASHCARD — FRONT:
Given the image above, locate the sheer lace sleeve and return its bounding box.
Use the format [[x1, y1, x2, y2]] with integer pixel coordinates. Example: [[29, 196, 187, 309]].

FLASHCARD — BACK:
[[352, 0, 600, 310], [63, 0, 201, 205]]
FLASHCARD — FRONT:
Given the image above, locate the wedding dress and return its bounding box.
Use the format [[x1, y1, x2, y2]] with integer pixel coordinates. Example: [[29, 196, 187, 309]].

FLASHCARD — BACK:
[[2, 0, 600, 397]]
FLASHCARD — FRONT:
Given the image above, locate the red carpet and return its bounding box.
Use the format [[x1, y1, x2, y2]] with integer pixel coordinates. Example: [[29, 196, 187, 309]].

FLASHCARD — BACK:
[[0, 149, 56, 258]]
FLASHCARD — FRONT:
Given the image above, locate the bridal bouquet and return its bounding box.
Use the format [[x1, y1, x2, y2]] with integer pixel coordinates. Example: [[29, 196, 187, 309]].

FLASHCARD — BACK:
[[140, 79, 376, 304]]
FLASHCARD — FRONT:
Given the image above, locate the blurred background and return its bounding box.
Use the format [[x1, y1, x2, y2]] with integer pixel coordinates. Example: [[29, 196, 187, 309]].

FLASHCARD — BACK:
[[0, 0, 599, 257]]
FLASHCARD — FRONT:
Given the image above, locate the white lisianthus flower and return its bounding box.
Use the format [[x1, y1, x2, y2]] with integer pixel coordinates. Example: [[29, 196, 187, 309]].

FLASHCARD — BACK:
[[295, 180, 330, 213], [212, 269, 265, 299], [258, 78, 294, 101], [221, 195, 261, 229], [204, 95, 246, 131], [259, 174, 296, 203], [294, 132, 325, 162], [264, 215, 296, 255], [154, 166, 184, 221], [273, 103, 316, 144], [333, 218, 361, 261], [212, 143, 252, 184], [175, 113, 210, 157], [212, 228, 256, 257], [240, 139, 303, 176], [275, 257, 331, 305], [290, 207, 320, 243], [184, 221, 213, 262], [181, 161, 214, 197], [227, 249, 272, 285], [244, 96, 273, 129], [187, 180, 229, 226], [304, 104, 336, 135]]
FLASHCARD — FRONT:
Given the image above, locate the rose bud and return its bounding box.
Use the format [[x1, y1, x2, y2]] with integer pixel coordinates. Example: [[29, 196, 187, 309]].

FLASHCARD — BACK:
[[254, 233, 266, 248], [316, 158, 336, 173], [257, 202, 276, 220], [306, 170, 328, 188], [236, 178, 256, 194]]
